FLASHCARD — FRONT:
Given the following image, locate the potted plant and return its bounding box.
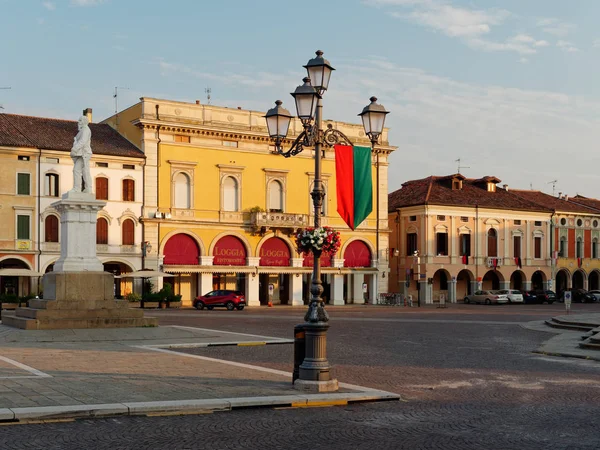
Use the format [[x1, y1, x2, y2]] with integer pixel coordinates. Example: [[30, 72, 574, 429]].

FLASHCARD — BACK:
[[125, 292, 142, 308], [296, 226, 341, 257]]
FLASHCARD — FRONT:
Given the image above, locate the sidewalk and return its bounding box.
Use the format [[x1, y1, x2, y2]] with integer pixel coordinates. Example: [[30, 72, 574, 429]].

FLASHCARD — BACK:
[[0, 324, 399, 422]]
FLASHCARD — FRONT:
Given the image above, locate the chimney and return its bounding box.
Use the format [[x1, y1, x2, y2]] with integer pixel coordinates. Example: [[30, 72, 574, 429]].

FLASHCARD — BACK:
[[558, 192, 563, 199], [195, 100, 200, 105], [83, 108, 93, 123], [503, 184, 508, 191], [565, 195, 569, 201]]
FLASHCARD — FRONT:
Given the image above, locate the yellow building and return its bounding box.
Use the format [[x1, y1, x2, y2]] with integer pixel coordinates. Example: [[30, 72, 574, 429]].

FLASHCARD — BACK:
[[104, 98, 395, 306]]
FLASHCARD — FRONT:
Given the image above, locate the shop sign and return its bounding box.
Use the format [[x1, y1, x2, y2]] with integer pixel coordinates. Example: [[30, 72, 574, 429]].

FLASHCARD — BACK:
[[213, 236, 247, 266], [259, 237, 290, 267]]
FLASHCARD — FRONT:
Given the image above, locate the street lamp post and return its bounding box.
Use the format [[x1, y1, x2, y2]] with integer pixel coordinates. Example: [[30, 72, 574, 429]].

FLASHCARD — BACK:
[[264, 50, 389, 391]]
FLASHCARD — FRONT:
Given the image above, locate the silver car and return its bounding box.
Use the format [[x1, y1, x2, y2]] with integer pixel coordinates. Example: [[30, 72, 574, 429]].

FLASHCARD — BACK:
[[464, 290, 509, 305], [497, 289, 524, 303]]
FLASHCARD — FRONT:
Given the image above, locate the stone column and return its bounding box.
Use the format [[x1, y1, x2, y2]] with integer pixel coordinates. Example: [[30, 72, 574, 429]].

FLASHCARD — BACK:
[[522, 280, 532, 291], [448, 279, 457, 303], [368, 274, 377, 304], [419, 280, 430, 305], [352, 273, 365, 304], [330, 274, 344, 305], [245, 257, 260, 306], [500, 281, 510, 290], [290, 258, 304, 306], [471, 280, 479, 294]]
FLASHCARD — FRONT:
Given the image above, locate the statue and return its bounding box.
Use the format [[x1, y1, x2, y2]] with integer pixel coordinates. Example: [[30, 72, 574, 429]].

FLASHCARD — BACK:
[[70, 116, 93, 193]]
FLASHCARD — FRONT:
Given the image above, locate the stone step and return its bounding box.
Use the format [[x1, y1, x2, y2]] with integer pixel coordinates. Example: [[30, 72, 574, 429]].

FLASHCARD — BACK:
[[550, 317, 599, 329], [1, 313, 157, 330], [579, 341, 600, 351], [15, 307, 146, 320], [27, 299, 130, 310], [544, 319, 595, 332]]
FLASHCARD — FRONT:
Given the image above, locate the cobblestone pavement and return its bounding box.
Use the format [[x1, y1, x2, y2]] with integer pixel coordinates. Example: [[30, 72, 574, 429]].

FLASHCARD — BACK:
[[1, 304, 599, 449]]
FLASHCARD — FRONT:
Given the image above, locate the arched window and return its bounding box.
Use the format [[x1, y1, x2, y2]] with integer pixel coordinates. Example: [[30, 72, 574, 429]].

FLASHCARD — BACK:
[[223, 176, 238, 212], [576, 237, 583, 259], [559, 236, 567, 257], [593, 238, 598, 259], [487, 228, 498, 257], [96, 217, 108, 245], [96, 177, 108, 200], [45, 215, 59, 242], [268, 180, 283, 212], [122, 219, 135, 245], [174, 172, 191, 209]]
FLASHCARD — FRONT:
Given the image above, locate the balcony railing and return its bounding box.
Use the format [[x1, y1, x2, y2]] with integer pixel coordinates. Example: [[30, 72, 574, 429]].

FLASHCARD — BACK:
[[251, 211, 308, 232]]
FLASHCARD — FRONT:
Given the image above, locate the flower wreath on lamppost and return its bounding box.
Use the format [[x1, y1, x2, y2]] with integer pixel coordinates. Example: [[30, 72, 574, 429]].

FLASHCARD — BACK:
[[264, 50, 389, 390]]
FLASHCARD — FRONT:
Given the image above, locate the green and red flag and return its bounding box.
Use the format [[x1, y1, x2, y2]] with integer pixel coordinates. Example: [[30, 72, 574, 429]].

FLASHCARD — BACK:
[[334, 144, 373, 230]]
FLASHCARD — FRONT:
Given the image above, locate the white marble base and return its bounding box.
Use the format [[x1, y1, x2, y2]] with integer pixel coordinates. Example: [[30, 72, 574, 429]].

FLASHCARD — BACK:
[[52, 192, 106, 273], [293, 379, 339, 393]]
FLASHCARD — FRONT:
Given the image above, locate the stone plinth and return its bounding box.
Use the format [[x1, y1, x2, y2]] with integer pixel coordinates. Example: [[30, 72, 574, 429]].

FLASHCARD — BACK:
[[53, 191, 105, 272], [2, 272, 158, 330]]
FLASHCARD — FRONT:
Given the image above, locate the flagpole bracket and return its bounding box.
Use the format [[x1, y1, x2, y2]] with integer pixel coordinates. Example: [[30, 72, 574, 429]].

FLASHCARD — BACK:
[[274, 124, 354, 158]]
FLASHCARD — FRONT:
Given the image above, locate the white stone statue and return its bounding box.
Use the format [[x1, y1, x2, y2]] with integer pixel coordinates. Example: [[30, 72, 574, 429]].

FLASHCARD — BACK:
[[70, 116, 93, 193]]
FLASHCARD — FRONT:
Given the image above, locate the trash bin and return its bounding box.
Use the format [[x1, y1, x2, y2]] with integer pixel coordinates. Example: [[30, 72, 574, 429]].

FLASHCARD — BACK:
[[293, 324, 306, 384]]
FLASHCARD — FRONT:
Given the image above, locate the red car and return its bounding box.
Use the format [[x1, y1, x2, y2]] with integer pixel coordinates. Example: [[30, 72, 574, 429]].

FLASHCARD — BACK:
[[193, 290, 246, 311]]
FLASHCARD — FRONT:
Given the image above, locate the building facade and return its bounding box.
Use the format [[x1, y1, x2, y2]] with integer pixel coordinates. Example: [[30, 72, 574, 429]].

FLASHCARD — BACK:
[[0, 111, 145, 297], [104, 98, 396, 307], [388, 174, 554, 304]]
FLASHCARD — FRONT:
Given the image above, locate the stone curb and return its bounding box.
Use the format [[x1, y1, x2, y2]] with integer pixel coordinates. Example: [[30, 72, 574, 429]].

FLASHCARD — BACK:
[[144, 339, 294, 349], [532, 350, 600, 363], [0, 392, 401, 423]]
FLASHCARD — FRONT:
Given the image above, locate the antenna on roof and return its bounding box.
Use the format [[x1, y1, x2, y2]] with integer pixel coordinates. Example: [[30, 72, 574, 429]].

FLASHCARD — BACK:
[[0, 87, 11, 110], [113, 86, 130, 131], [530, 183, 533, 190], [205, 87, 211, 105], [547, 180, 558, 196], [455, 158, 470, 173]]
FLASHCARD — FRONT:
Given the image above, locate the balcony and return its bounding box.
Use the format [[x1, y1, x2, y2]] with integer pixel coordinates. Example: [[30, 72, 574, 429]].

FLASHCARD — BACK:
[[251, 211, 308, 234]]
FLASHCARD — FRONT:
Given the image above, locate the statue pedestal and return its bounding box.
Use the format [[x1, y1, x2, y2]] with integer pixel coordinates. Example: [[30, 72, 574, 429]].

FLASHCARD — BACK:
[[2, 192, 157, 330], [53, 191, 105, 272]]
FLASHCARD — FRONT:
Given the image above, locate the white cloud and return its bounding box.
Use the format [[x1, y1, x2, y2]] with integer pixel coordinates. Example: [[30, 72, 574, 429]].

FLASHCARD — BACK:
[[42, 1, 55, 10], [71, 0, 104, 6], [557, 40, 580, 53], [537, 17, 576, 37], [518, 57, 528, 64]]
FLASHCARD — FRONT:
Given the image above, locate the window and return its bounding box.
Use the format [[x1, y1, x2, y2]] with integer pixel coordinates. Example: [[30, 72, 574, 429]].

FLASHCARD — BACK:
[[452, 181, 461, 190], [460, 217, 468, 222], [122, 179, 135, 202], [122, 164, 135, 170], [45, 173, 59, 197], [174, 134, 190, 143], [45, 215, 59, 242], [17, 215, 30, 240], [174, 172, 191, 209], [576, 237, 583, 258], [487, 228, 498, 257], [96, 162, 108, 168], [409, 216, 416, 222], [535, 221, 542, 227], [437, 215, 446, 221], [594, 239, 598, 259], [560, 218, 567, 226], [487, 183, 496, 192], [122, 219, 134, 245], [436, 232, 448, 256], [460, 234, 471, 256], [406, 233, 418, 256], [17, 173, 30, 195], [46, 157, 59, 164], [514, 220, 521, 225], [223, 176, 239, 212], [96, 177, 108, 200], [559, 237, 567, 257], [513, 235, 521, 258], [96, 218, 108, 245], [594, 220, 599, 228], [534, 236, 542, 259], [18, 155, 30, 161], [577, 219, 583, 227], [223, 141, 238, 148], [268, 180, 283, 212]]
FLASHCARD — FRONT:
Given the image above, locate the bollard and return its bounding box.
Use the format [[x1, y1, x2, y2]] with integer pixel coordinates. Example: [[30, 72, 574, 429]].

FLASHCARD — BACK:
[[293, 324, 306, 384]]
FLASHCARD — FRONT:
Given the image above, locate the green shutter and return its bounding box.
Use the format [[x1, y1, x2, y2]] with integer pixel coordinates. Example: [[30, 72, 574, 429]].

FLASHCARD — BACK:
[[17, 215, 30, 240], [17, 173, 30, 195]]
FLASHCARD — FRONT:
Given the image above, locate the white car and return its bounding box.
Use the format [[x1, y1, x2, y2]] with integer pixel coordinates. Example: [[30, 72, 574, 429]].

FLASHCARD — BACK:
[[497, 289, 524, 303], [464, 290, 509, 305]]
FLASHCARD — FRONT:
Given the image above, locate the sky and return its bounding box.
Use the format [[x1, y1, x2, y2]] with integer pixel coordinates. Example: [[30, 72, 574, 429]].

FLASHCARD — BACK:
[[2, 0, 600, 197]]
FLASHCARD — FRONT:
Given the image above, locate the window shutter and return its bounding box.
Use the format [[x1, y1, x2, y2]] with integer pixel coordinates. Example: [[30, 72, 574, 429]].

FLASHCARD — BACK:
[[535, 237, 542, 259], [122, 219, 134, 245], [45, 216, 59, 242], [17, 215, 30, 240], [123, 179, 135, 201], [96, 178, 108, 200], [513, 236, 521, 258], [17, 173, 30, 195], [96, 218, 108, 245]]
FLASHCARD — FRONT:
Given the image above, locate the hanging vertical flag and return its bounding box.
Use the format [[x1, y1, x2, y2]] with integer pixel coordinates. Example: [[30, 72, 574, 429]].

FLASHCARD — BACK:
[[461, 254, 468, 265], [493, 258, 498, 270], [514, 257, 522, 269], [578, 257, 583, 268], [335, 145, 373, 230]]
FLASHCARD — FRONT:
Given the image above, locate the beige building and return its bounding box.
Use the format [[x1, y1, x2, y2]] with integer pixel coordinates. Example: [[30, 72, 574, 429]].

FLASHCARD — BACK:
[[388, 174, 554, 304]]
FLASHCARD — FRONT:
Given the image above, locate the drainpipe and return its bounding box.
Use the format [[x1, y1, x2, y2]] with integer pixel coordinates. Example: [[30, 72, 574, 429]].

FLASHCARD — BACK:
[[36, 146, 42, 295], [396, 209, 401, 290], [475, 203, 479, 290], [155, 104, 162, 281], [550, 210, 555, 291]]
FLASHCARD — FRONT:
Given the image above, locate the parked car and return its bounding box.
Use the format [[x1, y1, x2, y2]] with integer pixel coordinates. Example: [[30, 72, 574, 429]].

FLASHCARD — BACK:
[[524, 290, 556, 304], [588, 290, 600, 302], [497, 289, 524, 303], [559, 289, 595, 303], [193, 290, 246, 310], [464, 290, 509, 305]]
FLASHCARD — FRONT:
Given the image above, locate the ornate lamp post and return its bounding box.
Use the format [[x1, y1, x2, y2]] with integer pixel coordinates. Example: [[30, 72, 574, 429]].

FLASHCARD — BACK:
[[265, 50, 389, 390]]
